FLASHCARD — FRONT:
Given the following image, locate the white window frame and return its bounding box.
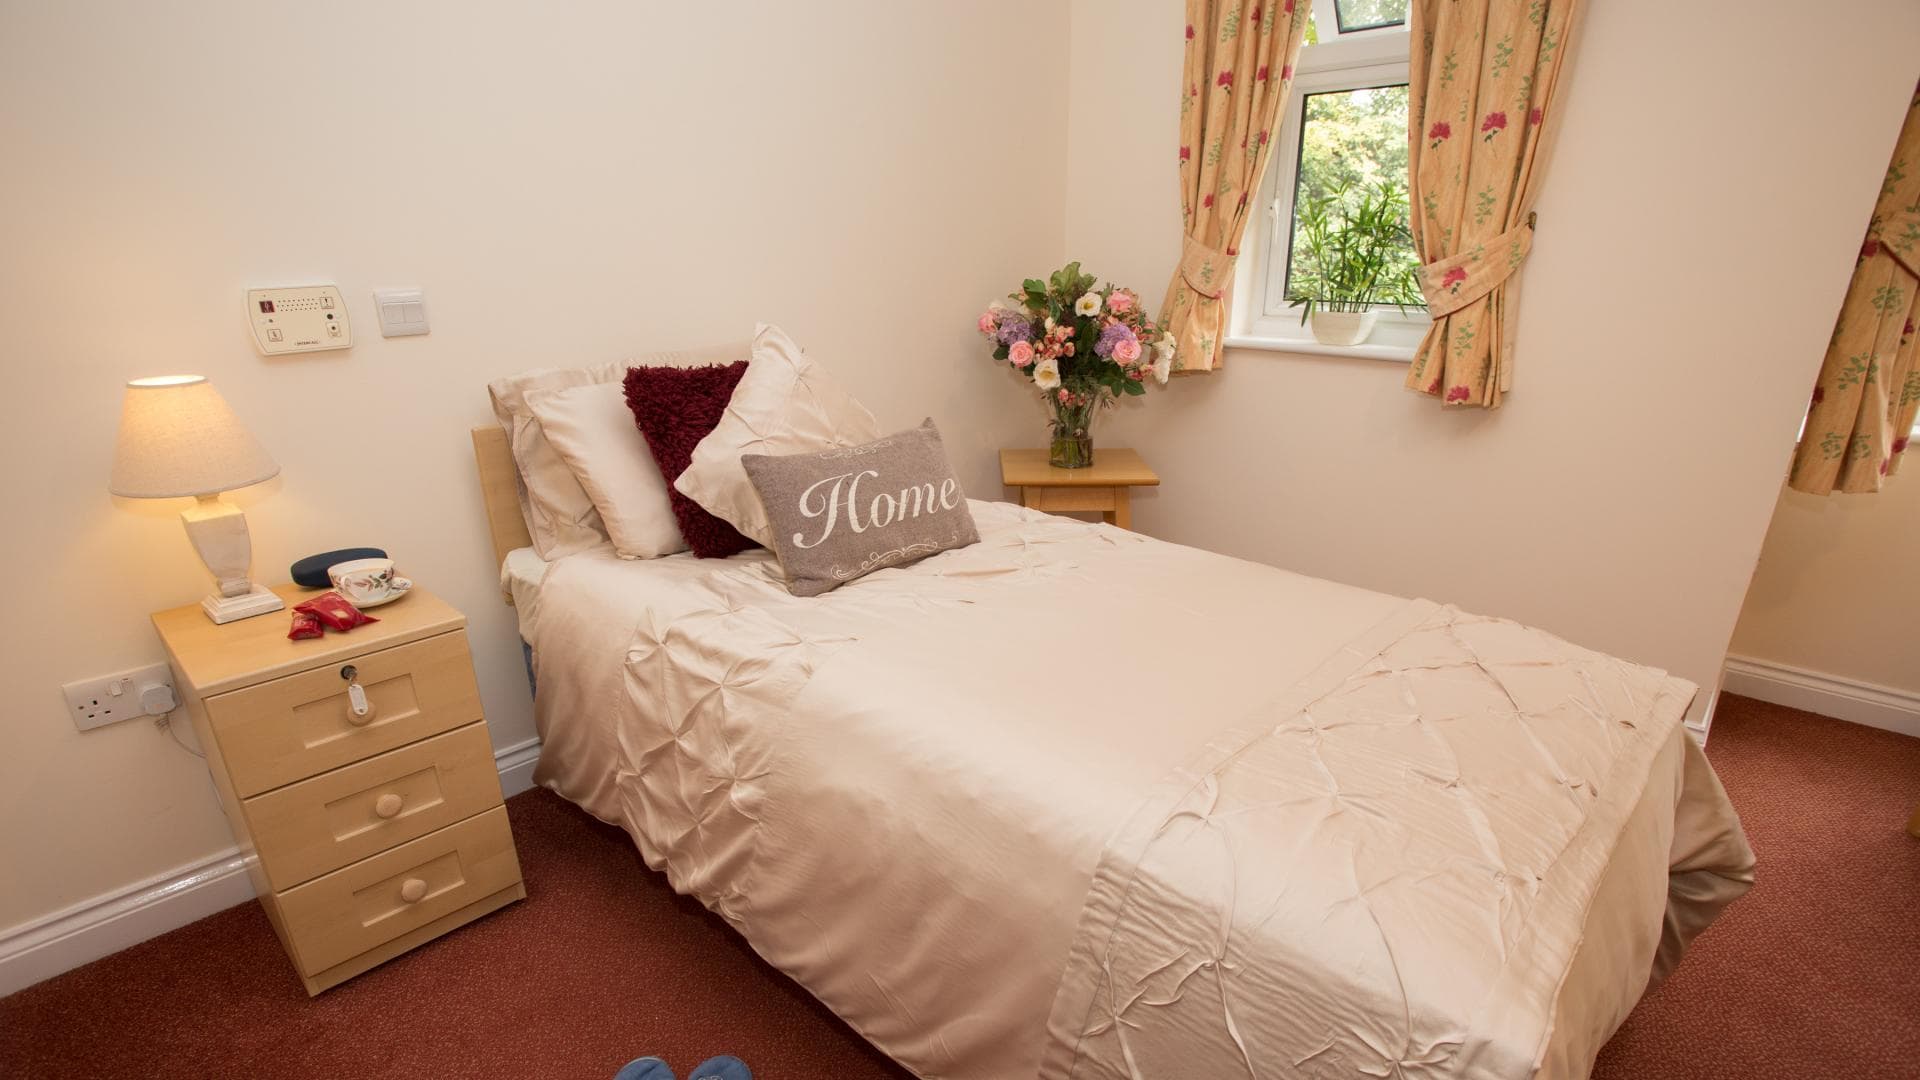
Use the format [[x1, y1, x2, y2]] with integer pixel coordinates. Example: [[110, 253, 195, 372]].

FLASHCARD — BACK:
[[1228, 5, 1425, 361]]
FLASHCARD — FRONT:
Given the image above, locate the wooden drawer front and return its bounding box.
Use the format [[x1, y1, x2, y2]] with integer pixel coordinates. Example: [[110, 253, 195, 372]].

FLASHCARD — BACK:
[[1024, 486, 1119, 512], [276, 805, 521, 976], [206, 631, 481, 797], [243, 722, 504, 890]]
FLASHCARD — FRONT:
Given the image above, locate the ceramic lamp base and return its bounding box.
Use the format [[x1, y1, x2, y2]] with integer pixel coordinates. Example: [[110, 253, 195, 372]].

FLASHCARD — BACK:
[[201, 584, 285, 624], [181, 494, 278, 623]]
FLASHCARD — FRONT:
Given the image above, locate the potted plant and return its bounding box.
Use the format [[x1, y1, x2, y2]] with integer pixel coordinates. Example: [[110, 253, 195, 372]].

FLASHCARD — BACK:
[[1290, 180, 1424, 346], [976, 263, 1174, 468]]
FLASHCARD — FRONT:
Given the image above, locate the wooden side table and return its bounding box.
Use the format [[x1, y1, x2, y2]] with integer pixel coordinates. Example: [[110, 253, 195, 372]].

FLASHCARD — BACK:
[[1000, 448, 1159, 530], [153, 583, 525, 995]]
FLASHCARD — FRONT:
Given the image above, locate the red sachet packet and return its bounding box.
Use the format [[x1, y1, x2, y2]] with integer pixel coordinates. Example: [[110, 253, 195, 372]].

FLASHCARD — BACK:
[[294, 591, 379, 632], [288, 610, 325, 640]]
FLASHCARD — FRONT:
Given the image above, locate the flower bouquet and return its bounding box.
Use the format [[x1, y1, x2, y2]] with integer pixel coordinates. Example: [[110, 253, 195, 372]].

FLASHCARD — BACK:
[[977, 262, 1175, 468]]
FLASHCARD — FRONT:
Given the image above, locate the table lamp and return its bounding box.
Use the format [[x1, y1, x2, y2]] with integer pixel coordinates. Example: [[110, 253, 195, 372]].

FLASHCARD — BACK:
[[109, 375, 285, 624]]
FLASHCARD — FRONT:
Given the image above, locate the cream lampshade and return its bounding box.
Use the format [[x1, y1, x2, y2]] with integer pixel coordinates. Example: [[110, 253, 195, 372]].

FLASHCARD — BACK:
[[110, 375, 285, 623]]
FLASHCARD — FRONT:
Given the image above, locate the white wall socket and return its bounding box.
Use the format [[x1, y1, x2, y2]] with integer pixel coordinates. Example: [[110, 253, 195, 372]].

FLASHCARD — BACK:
[[62, 663, 177, 732]]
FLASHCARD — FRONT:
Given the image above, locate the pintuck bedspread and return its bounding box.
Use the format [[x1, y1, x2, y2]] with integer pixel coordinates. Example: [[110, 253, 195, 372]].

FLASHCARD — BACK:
[[516, 501, 1754, 1080]]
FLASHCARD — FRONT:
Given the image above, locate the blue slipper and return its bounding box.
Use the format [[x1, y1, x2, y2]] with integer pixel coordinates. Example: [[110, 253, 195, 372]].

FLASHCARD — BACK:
[[687, 1056, 751, 1080], [613, 1058, 675, 1080]]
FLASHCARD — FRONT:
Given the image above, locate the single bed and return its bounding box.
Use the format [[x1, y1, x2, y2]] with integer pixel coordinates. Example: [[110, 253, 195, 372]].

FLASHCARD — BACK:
[[471, 426, 1754, 1080]]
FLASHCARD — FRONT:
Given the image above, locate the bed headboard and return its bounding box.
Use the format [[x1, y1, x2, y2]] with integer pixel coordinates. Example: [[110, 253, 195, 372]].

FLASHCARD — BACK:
[[471, 425, 531, 595]]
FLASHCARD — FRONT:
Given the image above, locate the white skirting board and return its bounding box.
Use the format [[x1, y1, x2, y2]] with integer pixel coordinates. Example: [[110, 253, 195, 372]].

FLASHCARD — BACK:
[[1721, 656, 1920, 739], [0, 735, 542, 999]]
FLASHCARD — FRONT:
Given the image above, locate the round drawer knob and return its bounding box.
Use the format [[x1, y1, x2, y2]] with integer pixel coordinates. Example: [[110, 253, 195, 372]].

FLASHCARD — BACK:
[[373, 793, 404, 819], [399, 878, 428, 904]]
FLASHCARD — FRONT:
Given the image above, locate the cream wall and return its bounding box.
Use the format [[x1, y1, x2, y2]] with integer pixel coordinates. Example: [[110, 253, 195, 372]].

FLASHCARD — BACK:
[[0, 1, 1067, 932], [1067, 0, 1920, 727], [1730, 478, 1920, 694]]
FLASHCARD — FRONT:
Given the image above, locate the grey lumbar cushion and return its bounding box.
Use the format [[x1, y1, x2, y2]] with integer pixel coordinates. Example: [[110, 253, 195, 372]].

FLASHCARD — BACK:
[[741, 419, 980, 596]]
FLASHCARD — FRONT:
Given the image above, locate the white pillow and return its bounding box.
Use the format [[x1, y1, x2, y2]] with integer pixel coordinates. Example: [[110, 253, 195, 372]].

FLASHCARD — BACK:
[[487, 341, 749, 559], [488, 362, 626, 559], [676, 323, 881, 548], [524, 383, 684, 559]]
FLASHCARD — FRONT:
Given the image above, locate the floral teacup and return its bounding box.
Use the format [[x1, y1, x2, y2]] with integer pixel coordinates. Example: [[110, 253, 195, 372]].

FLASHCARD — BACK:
[[327, 558, 412, 607]]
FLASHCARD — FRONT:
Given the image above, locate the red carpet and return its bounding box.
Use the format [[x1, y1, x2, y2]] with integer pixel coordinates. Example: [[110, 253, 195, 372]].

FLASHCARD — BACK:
[[3, 694, 1915, 1079]]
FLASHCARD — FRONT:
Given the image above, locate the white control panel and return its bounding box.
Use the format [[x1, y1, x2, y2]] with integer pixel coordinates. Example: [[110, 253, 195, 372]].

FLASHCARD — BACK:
[[247, 285, 351, 355]]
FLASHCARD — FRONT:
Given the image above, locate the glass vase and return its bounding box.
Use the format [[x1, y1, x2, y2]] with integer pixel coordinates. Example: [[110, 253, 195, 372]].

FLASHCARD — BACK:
[[1045, 387, 1102, 469]]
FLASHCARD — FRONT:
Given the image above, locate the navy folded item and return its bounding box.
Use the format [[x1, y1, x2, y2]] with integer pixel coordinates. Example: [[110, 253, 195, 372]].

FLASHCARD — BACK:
[[290, 547, 388, 588]]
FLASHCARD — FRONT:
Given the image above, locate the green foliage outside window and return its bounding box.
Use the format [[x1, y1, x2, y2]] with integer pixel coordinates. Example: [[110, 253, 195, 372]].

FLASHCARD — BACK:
[[1334, 0, 1409, 32], [1283, 84, 1424, 312]]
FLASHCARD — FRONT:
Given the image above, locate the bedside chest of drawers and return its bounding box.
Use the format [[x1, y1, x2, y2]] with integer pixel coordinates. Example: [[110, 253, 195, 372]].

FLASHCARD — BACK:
[[152, 583, 525, 995]]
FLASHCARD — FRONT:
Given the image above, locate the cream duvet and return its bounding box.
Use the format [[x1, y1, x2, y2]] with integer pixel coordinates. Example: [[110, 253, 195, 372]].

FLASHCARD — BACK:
[[517, 501, 1753, 1080]]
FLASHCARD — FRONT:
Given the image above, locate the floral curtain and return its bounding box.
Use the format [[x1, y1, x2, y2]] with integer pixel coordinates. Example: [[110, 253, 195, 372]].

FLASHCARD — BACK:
[[1789, 83, 1920, 495], [1162, 0, 1308, 374], [1403, 0, 1581, 408]]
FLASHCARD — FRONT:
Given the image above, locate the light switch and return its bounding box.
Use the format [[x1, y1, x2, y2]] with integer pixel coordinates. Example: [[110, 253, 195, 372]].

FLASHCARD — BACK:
[[373, 288, 429, 338]]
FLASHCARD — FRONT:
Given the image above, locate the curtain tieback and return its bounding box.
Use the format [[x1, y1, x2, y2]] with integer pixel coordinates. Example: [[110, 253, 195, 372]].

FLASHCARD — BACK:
[[1418, 213, 1537, 318], [1178, 235, 1236, 299], [1865, 225, 1920, 279]]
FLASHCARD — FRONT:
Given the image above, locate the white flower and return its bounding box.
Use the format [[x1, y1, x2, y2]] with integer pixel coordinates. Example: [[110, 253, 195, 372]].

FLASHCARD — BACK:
[[1075, 293, 1102, 317], [1033, 357, 1062, 391]]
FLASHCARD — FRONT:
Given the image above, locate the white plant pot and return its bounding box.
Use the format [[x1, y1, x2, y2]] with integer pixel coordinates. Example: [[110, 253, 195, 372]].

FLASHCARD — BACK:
[[1308, 310, 1378, 347]]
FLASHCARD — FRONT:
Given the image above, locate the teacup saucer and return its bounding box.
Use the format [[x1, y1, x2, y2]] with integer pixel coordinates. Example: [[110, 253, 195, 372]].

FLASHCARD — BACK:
[[350, 589, 411, 609]]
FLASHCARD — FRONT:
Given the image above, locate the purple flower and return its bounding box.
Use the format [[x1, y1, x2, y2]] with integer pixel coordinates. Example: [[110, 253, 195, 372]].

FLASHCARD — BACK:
[[995, 310, 1035, 345], [1094, 321, 1137, 358]]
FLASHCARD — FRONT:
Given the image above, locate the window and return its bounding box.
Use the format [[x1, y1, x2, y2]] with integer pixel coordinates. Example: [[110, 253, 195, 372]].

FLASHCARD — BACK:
[[1332, 0, 1409, 34], [1232, 0, 1425, 357]]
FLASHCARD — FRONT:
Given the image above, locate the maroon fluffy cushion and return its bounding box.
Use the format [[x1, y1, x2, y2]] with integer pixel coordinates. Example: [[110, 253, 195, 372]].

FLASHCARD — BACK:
[[623, 361, 757, 558]]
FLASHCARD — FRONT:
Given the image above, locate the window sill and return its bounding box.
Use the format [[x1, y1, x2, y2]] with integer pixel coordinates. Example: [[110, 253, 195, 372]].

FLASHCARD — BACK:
[[1223, 335, 1415, 363]]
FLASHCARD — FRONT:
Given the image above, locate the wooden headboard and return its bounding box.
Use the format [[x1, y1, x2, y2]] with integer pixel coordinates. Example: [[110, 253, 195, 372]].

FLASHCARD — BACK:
[[471, 426, 531, 595]]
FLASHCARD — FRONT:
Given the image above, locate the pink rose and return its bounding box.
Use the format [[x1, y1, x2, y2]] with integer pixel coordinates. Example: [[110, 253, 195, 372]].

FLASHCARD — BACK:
[[1481, 111, 1508, 139], [1441, 266, 1468, 291], [1114, 337, 1143, 364], [1108, 291, 1135, 314], [1008, 340, 1034, 367], [1528, 106, 1544, 126], [1894, 435, 1910, 454], [977, 311, 996, 335], [1445, 385, 1472, 403], [1428, 121, 1451, 148], [1216, 70, 1234, 89]]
